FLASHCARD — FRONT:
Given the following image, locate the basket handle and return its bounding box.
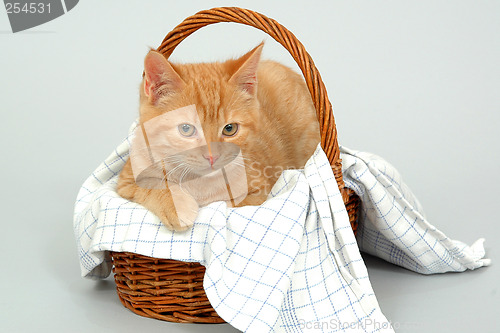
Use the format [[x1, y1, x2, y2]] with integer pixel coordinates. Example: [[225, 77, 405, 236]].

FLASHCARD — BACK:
[[157, 7, 345, 191]]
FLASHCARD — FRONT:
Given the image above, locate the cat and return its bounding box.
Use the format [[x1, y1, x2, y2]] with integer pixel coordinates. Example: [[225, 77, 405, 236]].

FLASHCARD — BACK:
[[117, 43, 321, 231]]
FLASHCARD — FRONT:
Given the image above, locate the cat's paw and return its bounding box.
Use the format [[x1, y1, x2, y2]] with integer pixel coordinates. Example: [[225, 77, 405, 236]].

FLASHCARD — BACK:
[[160, 186, 199, 231]]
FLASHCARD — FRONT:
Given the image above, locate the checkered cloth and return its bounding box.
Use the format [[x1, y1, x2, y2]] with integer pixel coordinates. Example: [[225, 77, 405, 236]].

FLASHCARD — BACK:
[[74, 123, 489, 332], [340, 147, 490, 274]]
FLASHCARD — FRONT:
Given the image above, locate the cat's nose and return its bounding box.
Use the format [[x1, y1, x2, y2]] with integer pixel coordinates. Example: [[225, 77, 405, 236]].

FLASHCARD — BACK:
[[203, 154, 220, 166]]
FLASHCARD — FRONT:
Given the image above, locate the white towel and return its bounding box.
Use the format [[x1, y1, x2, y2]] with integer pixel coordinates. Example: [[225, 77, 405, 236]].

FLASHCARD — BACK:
[[340, 147, 491, 274], [73, 123, 489, 332]]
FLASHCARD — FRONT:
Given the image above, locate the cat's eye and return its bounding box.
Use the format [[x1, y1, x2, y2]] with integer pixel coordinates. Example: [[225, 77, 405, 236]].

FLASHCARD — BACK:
[[222, 123, 239, 137], [178, 124, 196, 137]]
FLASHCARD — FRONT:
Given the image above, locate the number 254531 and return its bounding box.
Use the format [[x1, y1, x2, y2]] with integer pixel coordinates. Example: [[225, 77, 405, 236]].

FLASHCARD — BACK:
[[5, 2, 51, 14]]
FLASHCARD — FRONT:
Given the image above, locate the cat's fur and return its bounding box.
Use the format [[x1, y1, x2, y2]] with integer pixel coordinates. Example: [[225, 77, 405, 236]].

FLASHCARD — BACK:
[[117, 43, 320, 230]]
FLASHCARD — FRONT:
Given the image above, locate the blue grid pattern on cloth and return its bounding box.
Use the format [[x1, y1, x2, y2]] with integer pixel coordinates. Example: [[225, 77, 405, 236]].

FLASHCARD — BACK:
[[339, 146, 490, 275], [74, 123, 489, 332]]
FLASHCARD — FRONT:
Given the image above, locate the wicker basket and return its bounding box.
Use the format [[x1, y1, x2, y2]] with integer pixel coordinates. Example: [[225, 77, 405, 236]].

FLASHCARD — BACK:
[[110, 7, 360, 324]]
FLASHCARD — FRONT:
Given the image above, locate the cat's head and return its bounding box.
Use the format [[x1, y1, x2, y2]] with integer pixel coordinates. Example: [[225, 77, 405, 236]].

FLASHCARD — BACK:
[[133, 44, 264, 186]]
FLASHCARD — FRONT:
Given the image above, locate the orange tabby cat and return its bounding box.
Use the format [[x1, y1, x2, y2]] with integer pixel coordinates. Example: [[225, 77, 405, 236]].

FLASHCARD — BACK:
[[117, 43, 320, 231]]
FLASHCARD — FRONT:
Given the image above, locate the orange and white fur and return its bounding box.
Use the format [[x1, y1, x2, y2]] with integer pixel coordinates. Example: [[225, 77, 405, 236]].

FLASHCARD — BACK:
[[117, 43, 320, 231]]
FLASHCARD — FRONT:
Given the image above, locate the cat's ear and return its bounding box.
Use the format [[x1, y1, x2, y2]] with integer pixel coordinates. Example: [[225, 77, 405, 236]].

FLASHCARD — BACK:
[[143, 50, 185, 104], [229, 43, 264, 95]]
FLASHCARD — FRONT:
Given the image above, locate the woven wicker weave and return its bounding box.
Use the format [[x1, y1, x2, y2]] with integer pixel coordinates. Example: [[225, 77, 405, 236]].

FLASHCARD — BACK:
[[110, 6, 360, 324]]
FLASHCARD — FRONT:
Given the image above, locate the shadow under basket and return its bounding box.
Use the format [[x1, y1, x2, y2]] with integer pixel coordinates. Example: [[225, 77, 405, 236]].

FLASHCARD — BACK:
[[110, 7, 361, 324]]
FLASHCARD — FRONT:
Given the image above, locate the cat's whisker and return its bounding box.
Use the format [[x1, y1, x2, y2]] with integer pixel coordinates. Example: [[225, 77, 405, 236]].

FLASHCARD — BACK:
[[238, 157, 262, 168], [163, 163, 186, 182], [162, 155, 185, 163], [230, 162, 247, 168], [178, 165, 193, 186], [239, 156, 255, 161]]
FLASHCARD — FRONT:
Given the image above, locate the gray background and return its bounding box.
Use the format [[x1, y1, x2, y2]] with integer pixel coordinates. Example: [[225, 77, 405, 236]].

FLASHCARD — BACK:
[[1, 0, 498, 332]]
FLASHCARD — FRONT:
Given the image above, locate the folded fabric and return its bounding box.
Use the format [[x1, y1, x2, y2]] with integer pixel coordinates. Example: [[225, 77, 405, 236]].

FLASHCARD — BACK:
[[339, 147, 491, 274], [73, 122, 489, 332]]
